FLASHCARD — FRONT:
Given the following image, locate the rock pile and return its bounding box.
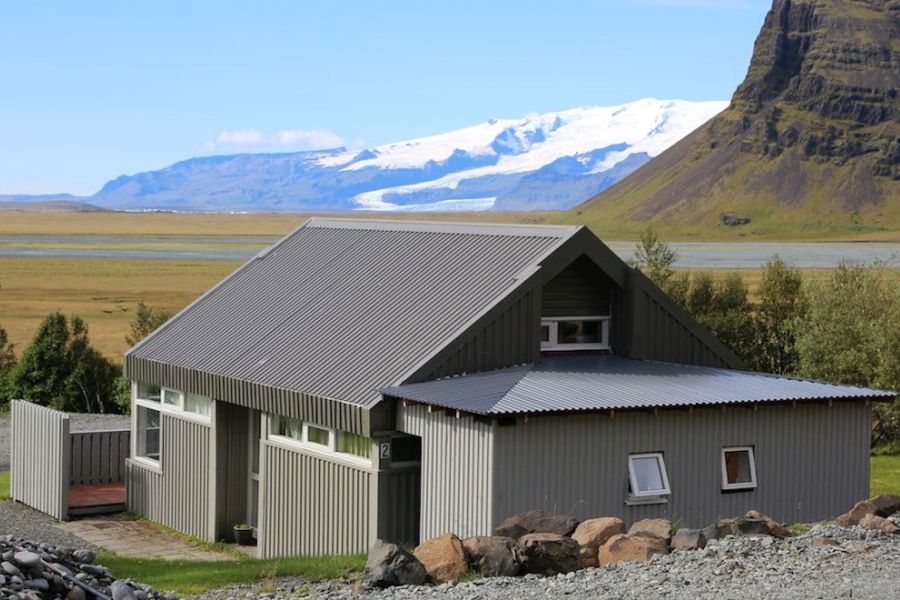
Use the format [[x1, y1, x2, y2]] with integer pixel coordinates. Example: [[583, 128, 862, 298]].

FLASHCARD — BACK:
[[364, 507, 810, 589], [0, 535, 171, 600]]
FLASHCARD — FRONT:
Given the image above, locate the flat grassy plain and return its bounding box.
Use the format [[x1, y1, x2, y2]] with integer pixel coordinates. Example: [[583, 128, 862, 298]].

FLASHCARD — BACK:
[[0, 257, 239, 360], [2, 208, 898, 242], [0, 211, 898, 360]]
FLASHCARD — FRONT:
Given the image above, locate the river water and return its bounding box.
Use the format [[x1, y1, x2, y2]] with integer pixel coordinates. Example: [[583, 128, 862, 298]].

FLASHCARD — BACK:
[[0, 235, 897, 269]]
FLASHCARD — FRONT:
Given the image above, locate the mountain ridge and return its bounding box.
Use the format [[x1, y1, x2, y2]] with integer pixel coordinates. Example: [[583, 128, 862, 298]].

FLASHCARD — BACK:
[[571, 0, 899, 235], [4, 99, 726, 213]]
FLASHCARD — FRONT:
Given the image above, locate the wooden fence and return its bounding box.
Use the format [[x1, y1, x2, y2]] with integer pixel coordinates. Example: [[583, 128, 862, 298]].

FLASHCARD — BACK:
[[70, 430, 130, 485], [10, 400, 130, 520]]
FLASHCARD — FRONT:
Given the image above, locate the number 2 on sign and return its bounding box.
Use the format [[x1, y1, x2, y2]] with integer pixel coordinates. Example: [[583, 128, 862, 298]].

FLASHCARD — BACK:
[[380, 442, 391, 459]]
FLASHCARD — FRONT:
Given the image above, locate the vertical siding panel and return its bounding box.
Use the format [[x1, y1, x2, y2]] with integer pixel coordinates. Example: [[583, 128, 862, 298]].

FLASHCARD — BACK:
[[127, 414, 211, 540], [491, 402, 870, 528], [397, 404, 494, 540], [10, 401, 70, 520], [258, 442, 372, 558]]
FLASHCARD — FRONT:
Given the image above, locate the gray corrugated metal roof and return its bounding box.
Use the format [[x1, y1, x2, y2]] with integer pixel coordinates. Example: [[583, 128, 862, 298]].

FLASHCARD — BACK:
[[381, 355, 896, 414], [127, 218, 579, 407]]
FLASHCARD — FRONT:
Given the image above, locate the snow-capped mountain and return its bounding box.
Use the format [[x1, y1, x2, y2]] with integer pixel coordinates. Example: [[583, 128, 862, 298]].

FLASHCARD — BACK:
[[89, 99, 727, 212]]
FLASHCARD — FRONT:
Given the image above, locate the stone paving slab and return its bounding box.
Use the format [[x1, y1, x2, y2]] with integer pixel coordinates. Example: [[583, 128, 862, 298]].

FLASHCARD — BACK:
[[56, 516, 231, 561]]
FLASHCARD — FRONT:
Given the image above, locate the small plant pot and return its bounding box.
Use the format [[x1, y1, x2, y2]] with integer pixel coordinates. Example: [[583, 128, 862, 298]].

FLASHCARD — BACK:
[[234, 526, 253, 545]]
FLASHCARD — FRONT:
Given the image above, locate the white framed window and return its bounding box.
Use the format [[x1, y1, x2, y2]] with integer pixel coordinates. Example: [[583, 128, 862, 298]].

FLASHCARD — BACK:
[[628, 452, 671, 497], [184, 392, 212, 417], [541, 316, 610, 351], [269, 416, 372, 464], [136, 382, 161, 403], [337, 432, 372, 459], [135, 404, 161, 465], [721, 446, 757, 491], [162, 388, 182, 408]]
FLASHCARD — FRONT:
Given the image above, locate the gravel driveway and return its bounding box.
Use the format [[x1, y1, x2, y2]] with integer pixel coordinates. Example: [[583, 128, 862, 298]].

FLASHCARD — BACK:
[[0, 412, 131, 470], [194, 525, 900, 600]]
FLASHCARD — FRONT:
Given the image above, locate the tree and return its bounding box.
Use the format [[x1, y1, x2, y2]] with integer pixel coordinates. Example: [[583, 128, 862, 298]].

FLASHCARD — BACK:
[[10, 312, 126, 413], [750, 256, 806, 374], [0, 326, 15, 401], [793, 261, 900, 447], [126, 301, 172, 347], [671, 272, 756, 366], [630, 226, 678, 289]]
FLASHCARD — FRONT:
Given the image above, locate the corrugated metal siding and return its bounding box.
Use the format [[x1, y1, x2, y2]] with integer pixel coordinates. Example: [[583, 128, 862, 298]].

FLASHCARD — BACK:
[[377, 467, 421, 546], [126, 413, 211, 540], [627, 277, 732, 368], [491, 402, 871, 529], [126, 357, 369, 434], [541, 256, 611, 317], [397, 403, 494, 540], [414, 287, 541, 382], [214, 402, 250, 540], [10, 401, 70, 520], [258, 442, 373, 557], [70, 430, 130, 485], [128, 220, 572, 409]]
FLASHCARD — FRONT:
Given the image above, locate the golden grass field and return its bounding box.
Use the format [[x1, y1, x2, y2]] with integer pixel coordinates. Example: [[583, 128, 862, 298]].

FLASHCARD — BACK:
[[3, 209, 897, 242], [0, 211, 898, 362], [0, 257, 240, 360]]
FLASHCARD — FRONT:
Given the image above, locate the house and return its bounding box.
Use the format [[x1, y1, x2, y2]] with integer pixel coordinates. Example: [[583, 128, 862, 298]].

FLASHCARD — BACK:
[[124, 218, 894, 558]]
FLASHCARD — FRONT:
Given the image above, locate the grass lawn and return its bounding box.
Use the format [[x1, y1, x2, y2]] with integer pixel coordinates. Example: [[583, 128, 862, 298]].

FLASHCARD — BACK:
[[870, 455, 900, 496], [96, 552, 365, 596]]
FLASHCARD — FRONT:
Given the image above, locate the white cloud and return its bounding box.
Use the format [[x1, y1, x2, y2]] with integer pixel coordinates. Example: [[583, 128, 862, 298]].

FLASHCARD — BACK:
[[205, 128, 345, 153]]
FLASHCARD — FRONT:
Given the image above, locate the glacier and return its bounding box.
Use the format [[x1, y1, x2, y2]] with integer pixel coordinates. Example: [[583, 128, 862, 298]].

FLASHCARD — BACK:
[[87, 98, 726, 212]]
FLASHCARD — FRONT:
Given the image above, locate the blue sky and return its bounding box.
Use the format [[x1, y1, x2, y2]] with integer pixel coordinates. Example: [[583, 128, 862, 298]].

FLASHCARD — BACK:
[[0, 0, 770, 195]]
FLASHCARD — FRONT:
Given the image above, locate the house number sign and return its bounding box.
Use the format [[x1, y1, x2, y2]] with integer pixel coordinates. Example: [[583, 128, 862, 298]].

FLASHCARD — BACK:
[[380, 442, 391, 459]]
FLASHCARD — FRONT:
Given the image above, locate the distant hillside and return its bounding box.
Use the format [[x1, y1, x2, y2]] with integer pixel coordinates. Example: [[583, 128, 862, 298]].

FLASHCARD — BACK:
[[16, 99, 721, 214], [569, 0, 900, 237], [0, 195, 103, 212]]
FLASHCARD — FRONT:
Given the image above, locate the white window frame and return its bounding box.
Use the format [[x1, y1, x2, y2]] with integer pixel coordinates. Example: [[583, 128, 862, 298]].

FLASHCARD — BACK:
[[154, 386, 211, 424], [162, 387, 183, 409], [540, 315, 611, 351], [268, 416, 372, 466], [721, 446, 757, 491], [133, 382, 162, 470], [628, 452, 671, 497]]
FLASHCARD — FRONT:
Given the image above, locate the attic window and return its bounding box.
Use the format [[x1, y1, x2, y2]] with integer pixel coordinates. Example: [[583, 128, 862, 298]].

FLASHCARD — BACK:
[[541, 316, 610, 351], [721, 446, 757, 491], [628, 452, 670, 497]]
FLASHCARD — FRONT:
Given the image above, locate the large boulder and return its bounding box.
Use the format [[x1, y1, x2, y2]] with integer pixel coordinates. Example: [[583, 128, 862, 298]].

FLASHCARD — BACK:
[[598, 534, 669, 565], [836, 495, 900, 527], [716, 510, 791, 538], [462, 536, 519, 577], [364, 540, 427, 588], [413, 533, 468, 583], [671, 528, 707, 551], [515, 533, 580, 576], [627, 518, 672, 544], [495, 510, 579, 540], [571, 517, 626, 568], [858, 513, 900, 534]]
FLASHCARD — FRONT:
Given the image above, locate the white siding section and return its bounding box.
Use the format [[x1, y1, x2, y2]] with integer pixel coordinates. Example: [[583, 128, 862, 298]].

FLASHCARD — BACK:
[[397, 403, 494, 539], [258, 442, 373, 558], [127, 413, 212, 540], [10, 401, 70, 520]]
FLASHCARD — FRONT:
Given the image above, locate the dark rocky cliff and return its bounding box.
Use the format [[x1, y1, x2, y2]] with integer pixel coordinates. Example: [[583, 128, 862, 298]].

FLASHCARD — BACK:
[[574, 0, 900, 231]]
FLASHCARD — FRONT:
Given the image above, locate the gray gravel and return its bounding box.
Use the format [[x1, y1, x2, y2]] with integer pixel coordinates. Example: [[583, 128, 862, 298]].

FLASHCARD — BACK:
[[0, 412, 130, 470], [193, 525, 900, 600], [0, 501, 94, 551]]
